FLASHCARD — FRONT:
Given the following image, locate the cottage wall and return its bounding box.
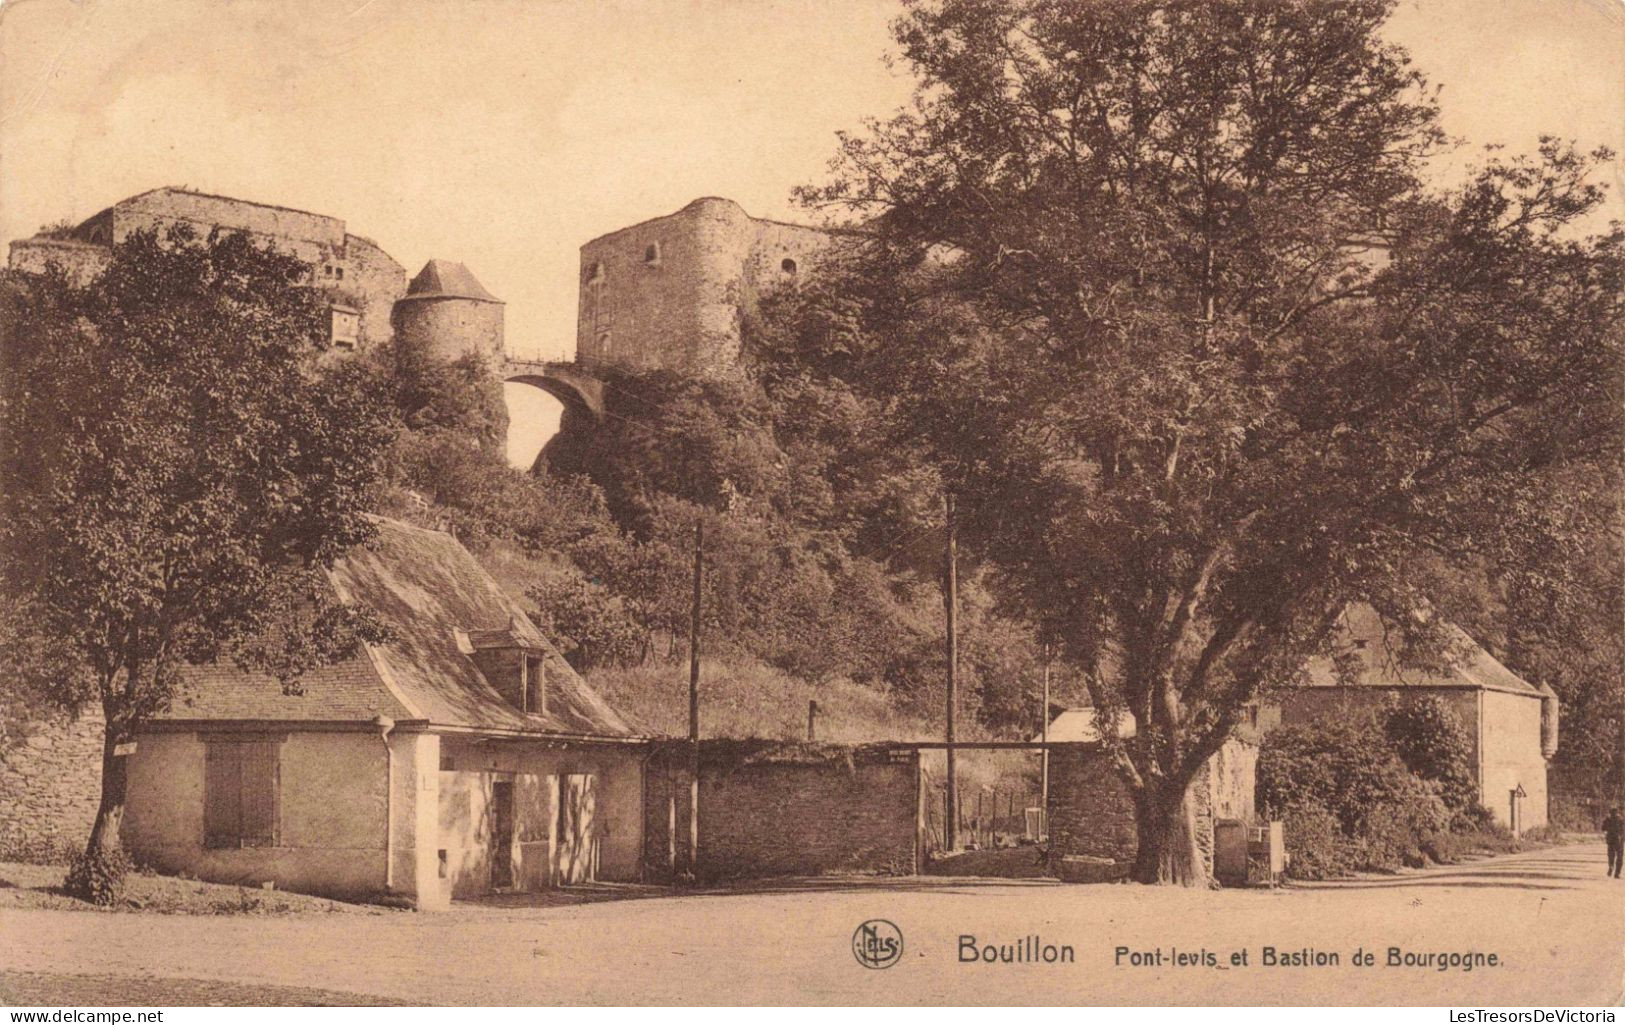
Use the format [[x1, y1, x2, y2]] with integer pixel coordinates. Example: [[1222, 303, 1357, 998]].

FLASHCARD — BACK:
[[642, 743, 921, 882], [1481, 689, 1548, 831], [122, 727, 440, 905], [0, 709, 106, 861]]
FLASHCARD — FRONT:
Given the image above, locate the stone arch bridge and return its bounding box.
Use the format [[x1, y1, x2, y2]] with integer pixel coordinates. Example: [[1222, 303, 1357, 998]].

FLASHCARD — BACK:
[[499, 358, 604, 421]]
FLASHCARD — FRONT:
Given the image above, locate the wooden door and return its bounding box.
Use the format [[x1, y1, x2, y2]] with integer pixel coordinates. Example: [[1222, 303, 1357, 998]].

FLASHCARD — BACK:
[[491, 780, 514, 889]]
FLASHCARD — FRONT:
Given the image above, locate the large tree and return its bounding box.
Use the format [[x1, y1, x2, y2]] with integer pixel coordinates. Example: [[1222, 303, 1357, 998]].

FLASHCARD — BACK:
[[783, 0, 1624, 883], [0, 226, 395, 899]]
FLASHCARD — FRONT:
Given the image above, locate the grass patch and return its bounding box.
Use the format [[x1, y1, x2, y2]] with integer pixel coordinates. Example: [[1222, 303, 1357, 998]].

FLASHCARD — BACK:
[[0, 862, 400, 916]]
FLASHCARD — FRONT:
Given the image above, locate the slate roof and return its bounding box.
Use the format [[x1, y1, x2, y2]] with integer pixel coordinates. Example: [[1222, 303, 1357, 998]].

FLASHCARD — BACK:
[[400, 259, 501, 303], [1303, 603, 1539, 696], [164, 517, 634, 738]]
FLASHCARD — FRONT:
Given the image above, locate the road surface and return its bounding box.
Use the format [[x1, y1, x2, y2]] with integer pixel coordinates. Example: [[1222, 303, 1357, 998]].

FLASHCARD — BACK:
[[2, 842, 1620, 1005]]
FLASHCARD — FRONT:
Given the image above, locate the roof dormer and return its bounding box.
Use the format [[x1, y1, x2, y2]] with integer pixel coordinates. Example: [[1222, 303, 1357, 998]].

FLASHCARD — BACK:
[[456, 616, 547, 715]]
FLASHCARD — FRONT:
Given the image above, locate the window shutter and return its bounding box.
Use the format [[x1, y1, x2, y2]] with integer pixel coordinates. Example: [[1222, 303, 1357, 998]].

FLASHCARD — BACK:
[[239, 741, 280, 847], [204, 741, 242, 848]]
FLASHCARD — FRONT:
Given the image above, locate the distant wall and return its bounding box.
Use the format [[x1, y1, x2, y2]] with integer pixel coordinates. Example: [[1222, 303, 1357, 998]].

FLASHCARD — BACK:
[[344, 235, 409, 349], [0, 709, 106, 862], [113, 190, 345, 252], [11, 189, 407, 350], [643, 740, 921, 882], [7, 239, 112, 285]]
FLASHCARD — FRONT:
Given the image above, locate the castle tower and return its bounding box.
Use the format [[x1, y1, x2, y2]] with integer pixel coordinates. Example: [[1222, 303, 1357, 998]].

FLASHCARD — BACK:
[[393, 259, 505, 363], [575, 197, 838, 378]]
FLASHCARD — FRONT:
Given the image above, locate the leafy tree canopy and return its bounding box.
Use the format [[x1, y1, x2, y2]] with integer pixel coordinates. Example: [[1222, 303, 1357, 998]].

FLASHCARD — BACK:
[[0, 225, 396, 895], [768, 0, 1624, 882]]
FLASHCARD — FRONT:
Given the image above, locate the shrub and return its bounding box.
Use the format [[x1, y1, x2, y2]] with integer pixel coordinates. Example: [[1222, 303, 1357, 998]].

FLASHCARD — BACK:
[[1519, 824, 1562, 845], [64, 842, 133, 905], [1260, 713, 1453, 874], [1382, 696, 1476, 815], [1282, 806, 1354, 880], [1420, 828, 1462, 865], [1457, 803, 1500, 832], [1360, 773, 1449, 871]]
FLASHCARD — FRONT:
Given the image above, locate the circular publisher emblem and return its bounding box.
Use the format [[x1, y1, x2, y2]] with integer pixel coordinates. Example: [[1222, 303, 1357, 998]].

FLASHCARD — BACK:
[[852, 919, 904, 969]]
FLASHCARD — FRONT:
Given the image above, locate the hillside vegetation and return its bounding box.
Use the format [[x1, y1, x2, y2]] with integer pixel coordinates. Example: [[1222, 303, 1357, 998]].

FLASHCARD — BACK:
[[365, 332, 1072, 744]]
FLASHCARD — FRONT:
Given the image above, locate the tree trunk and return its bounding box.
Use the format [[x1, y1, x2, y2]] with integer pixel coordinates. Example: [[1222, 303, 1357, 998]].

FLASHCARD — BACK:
[[1130, 779, 1207, 887], [84, 722, 132, 862]]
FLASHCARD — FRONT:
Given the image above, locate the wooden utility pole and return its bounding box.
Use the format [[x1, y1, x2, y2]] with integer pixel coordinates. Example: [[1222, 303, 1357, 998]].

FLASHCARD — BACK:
[[1040, 643, 1051, 839], [687, 519, 703, 877], [944, 491, 959, 852]]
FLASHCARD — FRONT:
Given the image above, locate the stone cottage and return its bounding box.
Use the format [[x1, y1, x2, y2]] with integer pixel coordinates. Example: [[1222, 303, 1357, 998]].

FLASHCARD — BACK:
[[118, 516, 646, 909], [1272, 603, 1559, 833]]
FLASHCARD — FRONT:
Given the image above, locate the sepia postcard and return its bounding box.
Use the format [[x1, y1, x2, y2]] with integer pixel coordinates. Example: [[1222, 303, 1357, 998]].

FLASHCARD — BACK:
[[0, 0, 1622, 1011]]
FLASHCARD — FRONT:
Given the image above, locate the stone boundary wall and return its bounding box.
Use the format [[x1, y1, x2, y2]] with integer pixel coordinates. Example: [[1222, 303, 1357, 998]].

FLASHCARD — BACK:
[[643, 740, 921, 882], [1045, 736, 1258, 878], [0, 709, 105, 862]]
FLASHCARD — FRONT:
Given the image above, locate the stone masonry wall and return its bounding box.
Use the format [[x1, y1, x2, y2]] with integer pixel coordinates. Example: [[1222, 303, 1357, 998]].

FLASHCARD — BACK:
[[343, 235, 409, 350], [0, 708, 106, 862], [1045, 744, 1139, 870], [8, 239, 112, 285], [113, 189, 345, 254], [12, 189, 407, 350], [1046, 737, 1258, 877], [394, 297, 505, 363], [643, 741, 921, 882]]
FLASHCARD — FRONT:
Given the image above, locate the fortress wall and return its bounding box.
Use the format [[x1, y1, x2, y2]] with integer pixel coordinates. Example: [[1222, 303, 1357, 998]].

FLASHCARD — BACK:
[[344, 235, 409, 349]]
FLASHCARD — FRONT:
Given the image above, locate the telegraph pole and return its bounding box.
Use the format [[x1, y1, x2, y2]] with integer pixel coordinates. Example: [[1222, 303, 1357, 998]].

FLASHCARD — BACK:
[[687, 519, 703, 878], [1040, 643, 1051, 840], [944, 491, 959, 852]]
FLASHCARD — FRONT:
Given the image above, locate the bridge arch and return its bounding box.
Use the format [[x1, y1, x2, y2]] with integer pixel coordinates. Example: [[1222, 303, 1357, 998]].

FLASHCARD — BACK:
[[499, 359, 604, 470], [500, 360, 604, 421]]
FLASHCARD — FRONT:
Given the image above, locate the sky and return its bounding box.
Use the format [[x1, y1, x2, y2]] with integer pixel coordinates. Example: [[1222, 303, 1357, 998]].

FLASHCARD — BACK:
[[1, 0, 1621, 466]]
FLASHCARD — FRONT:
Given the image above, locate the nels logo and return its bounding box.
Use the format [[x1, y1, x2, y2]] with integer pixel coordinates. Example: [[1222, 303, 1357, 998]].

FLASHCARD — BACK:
[[852, 919, 904, 969]]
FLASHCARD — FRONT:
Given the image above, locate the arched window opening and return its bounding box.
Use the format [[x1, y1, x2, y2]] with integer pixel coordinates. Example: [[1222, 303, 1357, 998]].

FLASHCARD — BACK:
[[781, 257, 798, 275], [645, 243, 661, 265], [587, 261, 606, 285]]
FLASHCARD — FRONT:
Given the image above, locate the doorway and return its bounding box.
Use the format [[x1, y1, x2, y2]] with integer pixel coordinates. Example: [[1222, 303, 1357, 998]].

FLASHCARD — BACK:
[[491, 779, 514, 889]]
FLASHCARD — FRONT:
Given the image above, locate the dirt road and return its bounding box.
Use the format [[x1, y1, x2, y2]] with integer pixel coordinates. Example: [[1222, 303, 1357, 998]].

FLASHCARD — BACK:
[[3, 842, 1620, 1005]]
